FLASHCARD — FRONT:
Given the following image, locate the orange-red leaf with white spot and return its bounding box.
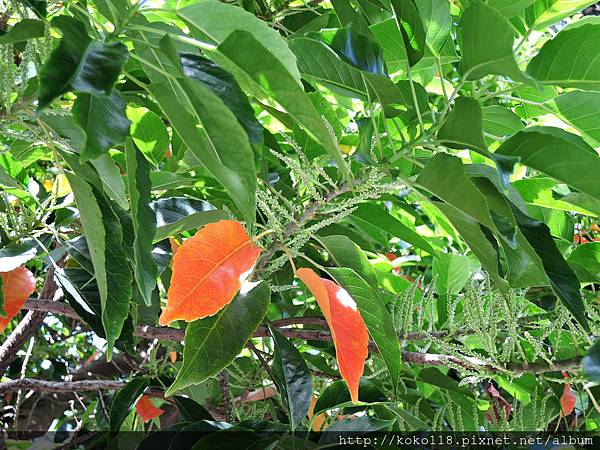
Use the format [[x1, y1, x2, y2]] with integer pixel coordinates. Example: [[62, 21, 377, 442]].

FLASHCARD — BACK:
[[296, 268, 368, 403], [159, 220, 261, 325], [135, 395, 164, 422], [0, 267, 36, 333]]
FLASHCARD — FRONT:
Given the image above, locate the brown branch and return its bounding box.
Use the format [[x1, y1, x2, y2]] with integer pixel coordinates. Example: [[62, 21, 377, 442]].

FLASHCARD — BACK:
[[0, 263, 62, 375], [0, 379, 165, 396]]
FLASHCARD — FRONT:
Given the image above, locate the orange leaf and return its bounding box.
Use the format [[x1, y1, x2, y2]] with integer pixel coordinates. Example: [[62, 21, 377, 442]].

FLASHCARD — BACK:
[[159, 220, 261, 325], [0, 267, 36, 333], [169, 351, 177, 363], [308, 396, 327, 431], [561, 384, 576, 416], [135, 395, 164, 422], [296, 268, 368, 403]]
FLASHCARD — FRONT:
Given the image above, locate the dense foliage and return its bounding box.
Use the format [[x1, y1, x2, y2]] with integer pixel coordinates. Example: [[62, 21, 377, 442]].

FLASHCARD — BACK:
[[1, 0, 600, 445]]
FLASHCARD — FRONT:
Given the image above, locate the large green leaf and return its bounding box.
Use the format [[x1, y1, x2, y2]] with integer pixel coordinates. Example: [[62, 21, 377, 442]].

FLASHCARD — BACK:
[[458, 0, 526, 81], [37, 16, 128, 111], [65, 173, 132, 358], [177, 0, 301, 82], [487, 0, 537, 17], [151, 197, 229, 242], [552, 90, 600, 145], [180, 53, 262, 145], [438, 96, 486, 152], [496, 127, 600, 202], [351, 203, 436, 254], [216, 31, 349, 177], [568, 242, 600, 284], [390, 0, 426, 66], [125, 141, 157, 307], [524, 0, 598, 29], [268, 326, 313, 430], [329, 268, 402, 390], [0, 19, 45, 44], [509, 202, 588, 331], [90, 154, 129, 210], [432, 254, 470, 296], [527, 19, 600, 90], [127, 106, 170, 164], [72, 92, 130, 161], [165, 281, 270, 396], [416, 0, 451, 54], [318, 235, 378, 288]]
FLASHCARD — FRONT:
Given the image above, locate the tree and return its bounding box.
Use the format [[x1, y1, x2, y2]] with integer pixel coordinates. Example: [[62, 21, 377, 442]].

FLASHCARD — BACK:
[[0, 0, 600, 445]]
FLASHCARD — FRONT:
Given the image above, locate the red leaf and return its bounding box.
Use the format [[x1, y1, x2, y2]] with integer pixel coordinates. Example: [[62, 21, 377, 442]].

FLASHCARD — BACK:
[[297, 268, 369, 403], [0, 267, 36, 333], [485, 383, 512, 423], [135, 395, 164, 422], [560, 384, 576, 416], [159, 220, 261, 325]]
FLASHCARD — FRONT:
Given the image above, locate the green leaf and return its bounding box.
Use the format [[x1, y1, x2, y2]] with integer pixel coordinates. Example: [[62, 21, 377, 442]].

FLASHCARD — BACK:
[[438, 96, 487, 152], [482, 105, 525, 140], [583, 340, 600, 382], [94, 0, 131, 25], [0, 19, 45, 44], [524, 0, 598, 29], [180, 53, 262, 145], [509, 202, 588, 331], [318, 235, 378, 288], [486, 0, 537, 17], [416, 0, 451, 55], [459, 0, 527, 81], [568, 242, 600, 284], [268, 325, 313, 430], [65, 173, 132, 358], [552, 90, 600, 145], [496, 127, 600, 202], [165, 281, 270, 396], [151, 198, 230, 242], [178, 0, 301, 82], [329, 268, 402, 389], [125, 141, 157, 307], [318, 25, 384, 75], [109, 377, 149, 433], [314, 379, 387, 414], [432, 254, 470, 296], [527, 19, 600, 90], [72, 92, 130, 161], [173, 396, 213, 422], [0, 240, 37, 272], [90, 154, 129, 211], [319, 416, 394, 442], [217, 31, 349, 178], [351, 203, 436, 254], [127, 106, 170, 164], [390, 0, 426, 66], [38, 16, 128, 111], [16, 0, 46, 18]]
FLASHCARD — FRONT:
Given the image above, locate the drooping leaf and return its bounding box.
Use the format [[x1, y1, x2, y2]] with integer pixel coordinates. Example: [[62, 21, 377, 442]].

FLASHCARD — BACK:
[[508, 202, 589, 331], [313, 379, 387, 415], [90, 154, 129, 210], [437, 96, 487, 152], [524, 0, 598, 30], [37, 16, 128, 111], [0, 19, 45, 44], [126, 141, 157, 307], [165, 281, 270, 396], [216, 31, 349, 178], [318, 235, 378, 288], [180, 53, 262, 145], [351, 203, 436, 254], [389, 0, 426, 66], [159, 220, 261, 325], [135, 395, 164, 423], [173, 396, 213, 422], [268, 325, 313, 430], [0, 240, 37, 273], [496, 127, 600, 202], [527, 19, 600, 90], [328, 268, 402, 389], [296, 268, 369, 403], [459, 0, 527, 81], [72, 92, 131, 161], [109, 377, 149, 433], [560, 384, 576, 416], [151, 197, 229, 242], [0, 267, 36, 331]]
